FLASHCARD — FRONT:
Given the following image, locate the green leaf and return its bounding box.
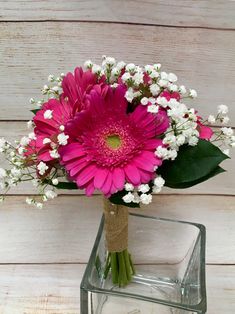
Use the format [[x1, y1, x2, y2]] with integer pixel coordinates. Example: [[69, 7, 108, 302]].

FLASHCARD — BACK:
[[165, 166, 226, 189], [158, 140, 229, 188], [31, 109, 40, 115], [109, 191, 140, 208]]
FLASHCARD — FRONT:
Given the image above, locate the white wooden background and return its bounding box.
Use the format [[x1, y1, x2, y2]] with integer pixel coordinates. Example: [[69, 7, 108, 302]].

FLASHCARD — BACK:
[[0, 1, 235, 313]]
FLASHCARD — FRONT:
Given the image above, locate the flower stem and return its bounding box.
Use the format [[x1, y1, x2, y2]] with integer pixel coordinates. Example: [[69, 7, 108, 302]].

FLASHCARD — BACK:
[[104, 250, 135, 287]]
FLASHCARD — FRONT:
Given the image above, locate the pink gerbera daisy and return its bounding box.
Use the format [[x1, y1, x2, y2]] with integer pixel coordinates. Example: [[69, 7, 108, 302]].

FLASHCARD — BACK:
[[33, 97, 74, 162], [62, 67, 109, 113], [60, 86, 169, 196]]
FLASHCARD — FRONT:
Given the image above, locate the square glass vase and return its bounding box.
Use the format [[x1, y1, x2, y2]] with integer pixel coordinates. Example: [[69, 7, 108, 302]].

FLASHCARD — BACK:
[[81, 213, 207, 314]]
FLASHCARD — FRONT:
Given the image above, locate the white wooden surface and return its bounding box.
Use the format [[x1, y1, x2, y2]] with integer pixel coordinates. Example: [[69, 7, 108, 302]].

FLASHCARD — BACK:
[[1, 22, 235, 124], [0, 1, 235, 313], [0, 1, 234, 29]]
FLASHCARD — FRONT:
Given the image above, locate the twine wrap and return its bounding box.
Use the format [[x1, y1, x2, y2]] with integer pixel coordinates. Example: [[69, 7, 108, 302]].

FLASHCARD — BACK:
[[103, 197, 129, 252]]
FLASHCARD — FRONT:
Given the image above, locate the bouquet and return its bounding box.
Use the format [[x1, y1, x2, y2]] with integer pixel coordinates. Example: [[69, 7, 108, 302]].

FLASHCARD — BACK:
[[0, 56, 234, 287]]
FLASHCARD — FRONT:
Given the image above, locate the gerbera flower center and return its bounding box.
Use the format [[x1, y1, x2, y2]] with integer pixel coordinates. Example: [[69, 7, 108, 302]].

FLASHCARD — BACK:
[[106, 134, 122, 150]]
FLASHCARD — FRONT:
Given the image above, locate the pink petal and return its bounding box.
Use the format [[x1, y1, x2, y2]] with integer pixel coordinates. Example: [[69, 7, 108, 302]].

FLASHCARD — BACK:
[[76, 164, 97, 186], [101, 172, 113, 195], [112, 168, 125, 190], [124, 164, 141, 185], [94, 168, 109, 189]]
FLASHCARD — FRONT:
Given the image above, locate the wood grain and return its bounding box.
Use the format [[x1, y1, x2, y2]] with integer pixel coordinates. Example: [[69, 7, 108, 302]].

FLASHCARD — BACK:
[[0, 22, 235, 124], [0, 264, 234, 314], [0, 195, 234, 264], [1, 121, 234, 196], [0, 1, 234, 29]]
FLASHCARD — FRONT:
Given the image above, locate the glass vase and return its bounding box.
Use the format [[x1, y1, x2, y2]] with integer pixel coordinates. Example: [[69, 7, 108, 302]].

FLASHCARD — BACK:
[[80, 212, 207, 314]]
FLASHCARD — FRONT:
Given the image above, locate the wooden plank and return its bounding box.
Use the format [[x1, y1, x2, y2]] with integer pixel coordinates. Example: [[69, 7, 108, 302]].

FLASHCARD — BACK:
[[0, 264, 84, 314], [0, 264, 234, 313], [0, 1, 234, 29], [0, 22, 235, 124], [0, 195, 234, 264], [1, 121, 234, 196]]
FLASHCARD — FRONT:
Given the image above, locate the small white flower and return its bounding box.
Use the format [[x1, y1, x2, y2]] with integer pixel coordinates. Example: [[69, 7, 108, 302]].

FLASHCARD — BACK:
[[84, 60, 93, 69], [126, 63, 136, 72], [11, 167, 21, 178], [153, 63, 161, 71], [57, 133, 69, 146], [179, 85, 187, 95], [140, 97, 149, 106], [188, 136, 199, 146], [59, 125, 65, 131], [42, 84, 49, 94], [218, 104, 228, 115], [133, 72, 144, 85], [44, 110, 53, 120], [121, 72, 131, 82], [144, 65, 153, 73], [43, 138, 51, 145], [28, 132, 36, 140], [29, 98, 35, 104], [168, 84, 178, 92], [36, 202, 43, 209], [160, 72, 168, 80], [132, 192, 140, 204], [140, 193, 152, 205], [48, 74, 55, 82], [27, 120, 34, 129], [104, 57, 116, 66], [37, 161, 49, 176], [221, 127, 233, 137], [147, 105, 159, 113], [189, 89, 197, 98], [111, 67, 120, 77], [168, 73, 177, 82], [26, 198, 33, 205], [158, 79, 168, 87], [176, 134, 186, 146], [150, 84, 160, 96], [223, 149, 230, 156], [124, 183, 134, 191], [18, 147, 24, 155], [221, 116, 230, 124], [156, 96, 168, 108], [116, 61, 126, 70], [52, 178, 59, 185], [45, 190, 57, 199], [152, 186, 161, 193], [208, 115, 216, 124], [149, 70, 159, 79], [20, 136, 30, 147], [154, 176, 165, 188], [92, 64, 102, 74], [138, 184, 150, 193], [169, 149, 178, 160], [122, 192, 135, 203], [125, 88, 135, 102], [50, 149, 60, 159], [155, 146, 169, 159], [163, 134, 176, 146], [51, 86, 60, 92], [0, 168, 7, 179]]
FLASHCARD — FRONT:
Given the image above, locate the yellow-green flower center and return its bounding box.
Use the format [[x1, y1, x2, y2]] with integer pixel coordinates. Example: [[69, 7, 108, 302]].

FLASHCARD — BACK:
[[106, 134, 122, 149]]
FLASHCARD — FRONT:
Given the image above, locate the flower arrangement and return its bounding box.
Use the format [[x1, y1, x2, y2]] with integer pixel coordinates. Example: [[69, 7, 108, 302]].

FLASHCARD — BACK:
[[0, 56, 234, 287]]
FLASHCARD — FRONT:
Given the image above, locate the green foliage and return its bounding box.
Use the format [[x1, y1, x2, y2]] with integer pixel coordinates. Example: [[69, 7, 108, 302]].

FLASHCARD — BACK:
[[158, 139, 229, 189]]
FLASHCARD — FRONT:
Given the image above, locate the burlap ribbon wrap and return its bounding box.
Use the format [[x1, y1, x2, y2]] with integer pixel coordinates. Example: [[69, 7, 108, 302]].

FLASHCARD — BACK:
[[103, 197, 129, 252]]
